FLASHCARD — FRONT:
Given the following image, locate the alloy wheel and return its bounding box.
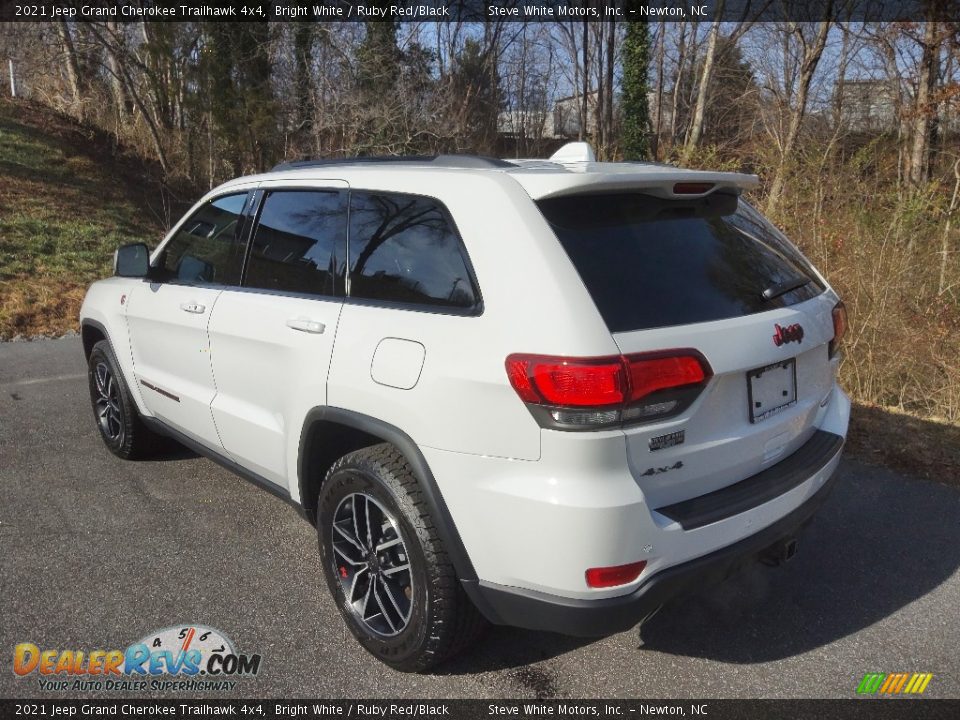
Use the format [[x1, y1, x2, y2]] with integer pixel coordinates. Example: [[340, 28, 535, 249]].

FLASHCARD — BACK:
[[330, 492, 413, 637], [93, 361, 124, 443]]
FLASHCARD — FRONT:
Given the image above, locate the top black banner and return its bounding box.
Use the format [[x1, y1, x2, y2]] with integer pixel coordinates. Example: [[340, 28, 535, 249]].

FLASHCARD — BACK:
[[0, 0, 957, 23]]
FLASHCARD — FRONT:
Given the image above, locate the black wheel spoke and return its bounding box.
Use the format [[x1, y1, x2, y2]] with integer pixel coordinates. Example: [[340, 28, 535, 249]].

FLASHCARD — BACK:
[[333, 522, 365, 556], [352, 495, 364, 550], [364, 495, 375, 548], [348, 567, 368, 604], [383, 563, 410, 577], [333, 542, 364, 566], [379, 576, 407, 623], [360, 573, 374, 618], [371, 576, 397, 634]]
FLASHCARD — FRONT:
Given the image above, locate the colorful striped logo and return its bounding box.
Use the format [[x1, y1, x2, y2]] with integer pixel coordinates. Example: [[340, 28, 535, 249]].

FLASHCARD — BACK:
[[857, 673, 933, 695]]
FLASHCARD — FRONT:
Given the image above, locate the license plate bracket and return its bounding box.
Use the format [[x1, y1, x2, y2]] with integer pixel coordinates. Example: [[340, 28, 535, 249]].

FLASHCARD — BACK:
[[747, 359, 797, 423]]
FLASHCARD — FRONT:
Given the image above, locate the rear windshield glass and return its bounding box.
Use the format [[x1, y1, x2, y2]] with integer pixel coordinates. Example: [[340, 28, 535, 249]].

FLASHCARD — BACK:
[[538, 193, 825, 333]]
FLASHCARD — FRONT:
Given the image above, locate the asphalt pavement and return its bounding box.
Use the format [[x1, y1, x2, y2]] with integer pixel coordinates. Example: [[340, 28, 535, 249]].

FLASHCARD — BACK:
[[1, 336, 958, 699]]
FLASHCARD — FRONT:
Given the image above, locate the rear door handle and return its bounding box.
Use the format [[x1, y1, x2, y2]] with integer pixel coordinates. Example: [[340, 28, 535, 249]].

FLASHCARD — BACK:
[[286, 318, 326, 334], [180, 302, 206, 314]]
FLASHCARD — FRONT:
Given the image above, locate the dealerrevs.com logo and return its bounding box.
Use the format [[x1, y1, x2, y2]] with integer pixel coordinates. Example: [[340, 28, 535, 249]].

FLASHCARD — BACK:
[[13, 625, 262, 692]]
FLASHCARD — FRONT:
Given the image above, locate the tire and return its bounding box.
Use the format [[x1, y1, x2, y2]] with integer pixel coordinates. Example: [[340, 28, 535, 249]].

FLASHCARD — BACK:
[[87, 339, 162, 459], [317, 443, 486, 672]]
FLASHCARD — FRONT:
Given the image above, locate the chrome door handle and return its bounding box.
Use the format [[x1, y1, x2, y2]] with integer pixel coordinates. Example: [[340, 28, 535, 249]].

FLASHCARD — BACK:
[[286, 318, 326, 334], [179, 302, 206, 314]]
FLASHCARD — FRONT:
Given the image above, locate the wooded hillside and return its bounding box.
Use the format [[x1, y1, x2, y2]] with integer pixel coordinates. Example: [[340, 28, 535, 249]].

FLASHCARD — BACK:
[[1, 16, 959, 429]]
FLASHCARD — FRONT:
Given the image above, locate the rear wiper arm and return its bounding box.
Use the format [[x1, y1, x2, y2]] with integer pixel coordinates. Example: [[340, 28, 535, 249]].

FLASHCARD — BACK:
[[762, 277, 810, 301]]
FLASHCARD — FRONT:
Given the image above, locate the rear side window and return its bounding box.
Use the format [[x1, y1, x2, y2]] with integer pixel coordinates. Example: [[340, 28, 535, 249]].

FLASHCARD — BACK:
[[245, 190, 344, 297], [347, 192, 480, 312], [538, 193, 825, 333], [159, 193, 247, 285]]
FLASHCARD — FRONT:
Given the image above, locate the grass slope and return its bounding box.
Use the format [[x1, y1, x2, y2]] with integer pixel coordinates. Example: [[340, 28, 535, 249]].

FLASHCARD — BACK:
[[0, 99, 192, 339]]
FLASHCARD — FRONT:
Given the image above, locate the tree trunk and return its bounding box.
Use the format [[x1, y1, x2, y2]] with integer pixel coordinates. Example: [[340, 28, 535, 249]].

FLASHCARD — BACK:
[[683, 0, 723, 159], [104, 21, 131, 117], [654, 21, 666, 160], [594, 24, 605, 154], [88, 22, 168, 172], [294, 22, 313, 135], [604, 20, 616, 158], [56, 21, 82, 106], [580, 22, 590, 142], [907, 21, 939, 186], [670, 21, 687, 146], [940, 158, 960, 295], [765, 15, 833, 216]]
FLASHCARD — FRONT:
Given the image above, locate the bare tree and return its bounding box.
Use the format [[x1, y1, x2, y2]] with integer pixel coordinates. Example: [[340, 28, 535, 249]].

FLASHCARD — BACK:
[[103, 20, 131, 119], [940, 156, 960, 295], [87, 22, 169, 172], [907, 20, 942, 185], [683, 4, 722, 159], [765, 9, 834, 215], [56, 21, 82, 109]]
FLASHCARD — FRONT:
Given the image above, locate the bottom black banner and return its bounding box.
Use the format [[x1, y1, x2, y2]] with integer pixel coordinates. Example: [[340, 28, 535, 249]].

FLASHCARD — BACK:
[[1, 699, 959, 720]]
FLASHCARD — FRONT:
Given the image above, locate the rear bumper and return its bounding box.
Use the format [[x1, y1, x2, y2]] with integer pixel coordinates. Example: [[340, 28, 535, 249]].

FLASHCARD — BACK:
[[466, 433, 843, 636]]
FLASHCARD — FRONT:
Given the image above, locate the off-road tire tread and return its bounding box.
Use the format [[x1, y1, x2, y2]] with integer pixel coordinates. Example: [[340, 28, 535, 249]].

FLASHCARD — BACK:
[[88, 340, 164, 460], [324, 443, 486, 671]]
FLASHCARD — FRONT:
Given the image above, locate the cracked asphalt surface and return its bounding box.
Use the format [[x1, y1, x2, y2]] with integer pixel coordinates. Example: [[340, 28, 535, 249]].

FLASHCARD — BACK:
[[1, 337, 958, 699]]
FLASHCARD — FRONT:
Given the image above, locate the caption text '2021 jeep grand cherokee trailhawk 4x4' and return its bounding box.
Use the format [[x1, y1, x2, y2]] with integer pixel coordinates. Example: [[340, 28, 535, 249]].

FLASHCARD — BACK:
[[80, 143, 850, 671]]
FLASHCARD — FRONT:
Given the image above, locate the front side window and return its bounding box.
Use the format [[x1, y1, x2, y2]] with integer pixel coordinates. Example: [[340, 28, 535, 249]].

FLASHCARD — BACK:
[[244, 190, 345, 297], [158, 193, 247, 285], [348, 192, 479, 312]]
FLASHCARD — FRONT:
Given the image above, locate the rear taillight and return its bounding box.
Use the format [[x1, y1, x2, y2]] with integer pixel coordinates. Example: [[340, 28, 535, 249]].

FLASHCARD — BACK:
[[506, 356, 626, 407], [830, 302, 847, 359], [505, 351, 711, 430], [586, 561, 647, 588]]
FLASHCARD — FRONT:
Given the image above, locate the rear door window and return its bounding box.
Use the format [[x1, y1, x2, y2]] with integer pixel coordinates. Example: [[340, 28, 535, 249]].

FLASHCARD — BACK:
[[537, 193, 824, 333], [347, 191, 480, 312], [244, 190, 345, 297]]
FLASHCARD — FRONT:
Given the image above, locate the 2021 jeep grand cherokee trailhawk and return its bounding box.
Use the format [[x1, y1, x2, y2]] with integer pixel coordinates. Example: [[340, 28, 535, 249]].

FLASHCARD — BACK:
[[80, 143, 850, 671]]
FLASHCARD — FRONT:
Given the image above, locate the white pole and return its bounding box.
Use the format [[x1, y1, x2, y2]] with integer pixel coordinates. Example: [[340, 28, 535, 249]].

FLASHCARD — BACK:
[[8, 59, 15, 98]]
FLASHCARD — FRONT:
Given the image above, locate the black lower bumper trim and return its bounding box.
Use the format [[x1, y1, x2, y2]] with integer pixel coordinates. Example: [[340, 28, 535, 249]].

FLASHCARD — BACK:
[[656, 430, 844, 530], [467, 451, 842, 637]]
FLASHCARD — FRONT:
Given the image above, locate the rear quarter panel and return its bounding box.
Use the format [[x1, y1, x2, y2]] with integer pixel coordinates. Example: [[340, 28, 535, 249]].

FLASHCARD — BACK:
[[326, 170, 620, 461]]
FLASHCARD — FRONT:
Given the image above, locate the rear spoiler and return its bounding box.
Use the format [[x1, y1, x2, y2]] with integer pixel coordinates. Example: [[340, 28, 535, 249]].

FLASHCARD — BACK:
[[509, 167, 760, 202]]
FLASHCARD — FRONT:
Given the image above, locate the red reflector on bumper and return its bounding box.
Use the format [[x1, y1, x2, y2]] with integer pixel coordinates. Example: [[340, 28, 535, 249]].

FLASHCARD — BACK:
[[585, 561, 647, 588]]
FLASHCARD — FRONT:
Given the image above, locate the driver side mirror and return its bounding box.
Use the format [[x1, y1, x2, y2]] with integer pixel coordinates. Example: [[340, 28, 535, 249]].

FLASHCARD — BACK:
[[113, 243, 150, 278]]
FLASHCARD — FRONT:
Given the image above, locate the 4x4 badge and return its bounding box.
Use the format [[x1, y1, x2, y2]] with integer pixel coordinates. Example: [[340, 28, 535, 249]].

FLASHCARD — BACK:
[[773, 323, 804, 346], [641, 461, 683, 477]]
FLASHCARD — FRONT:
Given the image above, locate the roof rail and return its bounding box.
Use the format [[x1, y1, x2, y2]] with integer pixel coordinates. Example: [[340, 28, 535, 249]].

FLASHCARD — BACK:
[[271, 154, 514, 172]]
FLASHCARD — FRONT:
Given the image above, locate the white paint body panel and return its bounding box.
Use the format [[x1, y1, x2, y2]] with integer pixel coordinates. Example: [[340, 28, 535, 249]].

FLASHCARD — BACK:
[[371, 338, 426, 390], [80, 157, 850, 603], [124, 282, 224, 450], [207, 289, 343, 488]]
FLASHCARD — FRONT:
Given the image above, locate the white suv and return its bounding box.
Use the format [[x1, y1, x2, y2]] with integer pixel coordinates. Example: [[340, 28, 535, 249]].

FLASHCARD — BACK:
[[80, 143, 850, 671]]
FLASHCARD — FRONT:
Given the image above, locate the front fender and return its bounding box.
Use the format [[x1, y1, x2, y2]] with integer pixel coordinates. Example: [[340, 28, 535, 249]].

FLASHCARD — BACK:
[[80, 277, 149, 416]]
